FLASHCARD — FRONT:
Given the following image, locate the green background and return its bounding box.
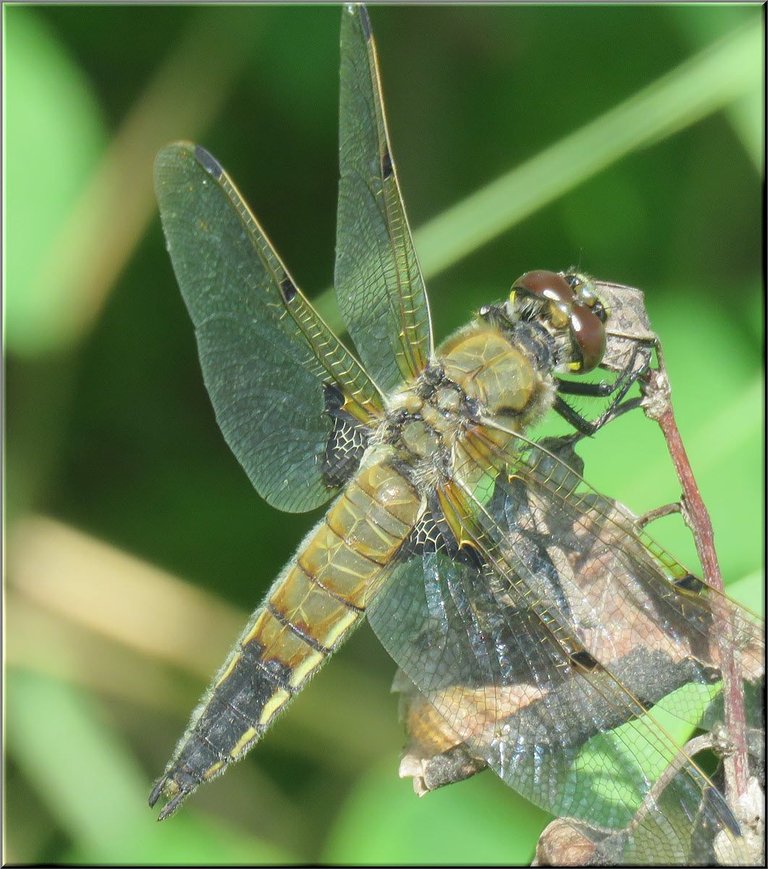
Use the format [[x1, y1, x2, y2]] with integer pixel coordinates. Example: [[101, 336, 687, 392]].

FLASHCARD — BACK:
[[4, 3, 763, 864]]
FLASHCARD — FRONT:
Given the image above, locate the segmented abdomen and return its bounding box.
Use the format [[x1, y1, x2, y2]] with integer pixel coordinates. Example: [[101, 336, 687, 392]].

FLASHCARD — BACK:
[[150, 459, 420, 818]]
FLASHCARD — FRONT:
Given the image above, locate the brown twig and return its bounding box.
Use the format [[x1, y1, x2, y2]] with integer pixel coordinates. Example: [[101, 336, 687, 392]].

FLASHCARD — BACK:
[[636, 501, 682, 529], [640, 348, 749, 804], [627, 734, 718, 833]]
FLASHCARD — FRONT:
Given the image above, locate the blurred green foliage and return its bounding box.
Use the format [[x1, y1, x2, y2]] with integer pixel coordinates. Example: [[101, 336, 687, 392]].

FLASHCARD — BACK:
[[4, 4, 762, 865], [4, 7, 106, 356]]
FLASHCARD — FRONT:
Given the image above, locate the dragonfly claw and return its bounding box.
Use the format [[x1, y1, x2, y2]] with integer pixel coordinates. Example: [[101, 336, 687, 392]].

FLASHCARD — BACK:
[[148, 775, 190, 820], [156, 791, 189, 821], [147, 778, 164, 809]]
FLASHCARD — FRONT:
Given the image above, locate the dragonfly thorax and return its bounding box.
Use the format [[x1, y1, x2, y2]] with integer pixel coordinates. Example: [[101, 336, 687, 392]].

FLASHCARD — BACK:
[[437, 319, 557, 430], [382, 318, 556, 491]]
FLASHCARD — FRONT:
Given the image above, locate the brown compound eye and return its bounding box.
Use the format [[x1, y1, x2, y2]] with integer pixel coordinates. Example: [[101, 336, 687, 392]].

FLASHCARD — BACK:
[[511, 269, 607, 373], [562, 272, 608, 371], [511, 270, 573, 328], [569, 302, 606, 373]]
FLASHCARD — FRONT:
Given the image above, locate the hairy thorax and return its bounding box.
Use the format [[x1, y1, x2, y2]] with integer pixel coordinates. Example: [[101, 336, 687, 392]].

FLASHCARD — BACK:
[[380, 320, 556, 493]]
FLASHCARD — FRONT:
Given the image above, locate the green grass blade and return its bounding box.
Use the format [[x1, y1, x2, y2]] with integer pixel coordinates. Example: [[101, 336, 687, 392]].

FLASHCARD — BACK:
[[414, 18, 761, 278], [314, 17, 760, 327]]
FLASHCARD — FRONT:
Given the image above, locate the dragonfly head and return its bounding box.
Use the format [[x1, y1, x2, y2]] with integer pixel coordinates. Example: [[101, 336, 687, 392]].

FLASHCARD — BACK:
[[508, 270, 607, 373]]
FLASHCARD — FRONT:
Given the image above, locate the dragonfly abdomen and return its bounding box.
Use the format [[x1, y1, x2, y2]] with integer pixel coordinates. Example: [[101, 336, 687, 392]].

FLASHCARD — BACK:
[[150, 458, 420, 819]]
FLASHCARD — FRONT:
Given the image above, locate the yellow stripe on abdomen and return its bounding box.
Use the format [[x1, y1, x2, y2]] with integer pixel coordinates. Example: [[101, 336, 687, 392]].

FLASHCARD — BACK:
[[150, 459, 421, 816], [267, 462, 420, 680]]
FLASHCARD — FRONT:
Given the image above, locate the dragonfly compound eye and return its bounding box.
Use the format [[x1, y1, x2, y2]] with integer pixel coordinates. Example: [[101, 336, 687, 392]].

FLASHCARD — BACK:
[[559, 271, 608, 372], [568, 302, 606, 373], [511, 270, 607, 373], [511, 270, 573, 328]]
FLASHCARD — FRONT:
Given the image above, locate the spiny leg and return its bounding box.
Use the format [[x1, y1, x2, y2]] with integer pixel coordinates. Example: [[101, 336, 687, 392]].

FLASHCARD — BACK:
[[554, 341, 654, 437]]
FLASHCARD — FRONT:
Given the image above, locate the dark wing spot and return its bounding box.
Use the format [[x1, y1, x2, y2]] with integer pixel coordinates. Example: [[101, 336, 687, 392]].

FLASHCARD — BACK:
[[323, 382, 345, 413], [569, 649, 600, 672], [674, 573, 704, 594], [358, 4, 372, 40], [381, 149, 393, 179], [280, 276, 297, 302], [322, 383, 371, 489], [402, 510, 448, 557], [195, 145, 223, 180], [401, 498, 483, 569]]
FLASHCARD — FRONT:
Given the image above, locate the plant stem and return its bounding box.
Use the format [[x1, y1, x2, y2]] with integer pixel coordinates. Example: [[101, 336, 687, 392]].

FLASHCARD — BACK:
[[640, 357, 749, 803]]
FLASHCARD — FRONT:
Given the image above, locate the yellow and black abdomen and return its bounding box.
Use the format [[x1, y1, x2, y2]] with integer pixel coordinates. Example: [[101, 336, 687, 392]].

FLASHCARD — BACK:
[[150, 459, 420, 818]]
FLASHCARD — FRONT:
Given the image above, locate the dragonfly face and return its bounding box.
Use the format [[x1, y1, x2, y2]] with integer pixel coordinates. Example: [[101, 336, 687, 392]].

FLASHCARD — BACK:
[[150, 5, 763, 864]]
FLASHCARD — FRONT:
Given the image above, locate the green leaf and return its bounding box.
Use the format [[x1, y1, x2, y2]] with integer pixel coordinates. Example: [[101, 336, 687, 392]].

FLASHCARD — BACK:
[[323, 755, 550, 864], [567, 681, 721, 827]]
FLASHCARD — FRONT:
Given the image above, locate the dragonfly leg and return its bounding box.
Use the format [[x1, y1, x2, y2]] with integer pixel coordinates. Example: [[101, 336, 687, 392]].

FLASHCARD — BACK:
[[554, 341, 654, 436], [553, 393, 644, 437]]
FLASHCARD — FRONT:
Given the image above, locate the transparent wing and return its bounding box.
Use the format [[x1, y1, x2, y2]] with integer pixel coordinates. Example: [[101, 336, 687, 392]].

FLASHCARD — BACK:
[[155, 142, 383, 512], [335, 5, 432, 393], [368, 433, 762, 863]]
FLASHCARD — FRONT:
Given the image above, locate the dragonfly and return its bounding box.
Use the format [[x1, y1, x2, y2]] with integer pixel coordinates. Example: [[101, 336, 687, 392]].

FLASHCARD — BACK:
[[149, 5, 763, 863]]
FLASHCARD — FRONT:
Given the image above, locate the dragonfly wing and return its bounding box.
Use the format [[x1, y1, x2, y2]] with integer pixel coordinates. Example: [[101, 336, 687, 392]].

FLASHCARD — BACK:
[[155, 143, 383, 512], [335, 5, 432, 393], [492, 433, 763, 688], [368, 434, 762, 863]]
